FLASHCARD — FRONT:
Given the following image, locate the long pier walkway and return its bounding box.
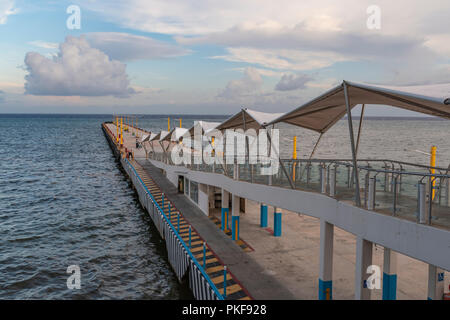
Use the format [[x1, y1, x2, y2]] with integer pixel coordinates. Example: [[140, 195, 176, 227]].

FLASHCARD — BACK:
[[102, 121, 295, 300], [103, 120, 450, 300]]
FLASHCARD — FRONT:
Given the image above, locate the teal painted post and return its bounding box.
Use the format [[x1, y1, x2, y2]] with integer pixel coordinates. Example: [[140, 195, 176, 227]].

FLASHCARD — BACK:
[[169, 202, 171, 220], [274, 208, 282, 237], [203, 242, 206, 268], [260, 204, 268, 227], [189, 226, 192, 248]]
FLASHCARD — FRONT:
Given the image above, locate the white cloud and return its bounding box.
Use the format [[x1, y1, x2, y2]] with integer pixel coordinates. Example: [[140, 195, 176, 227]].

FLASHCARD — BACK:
[[75, 0, 450, 84], [28, 41, 59, 49], [0, 0, 17, 24], [84, 32, 190, 61], [76, 0, 450, 37], [213, 47, 349, 71], [218, 67, 263, 100], [24, 36, 135, 97], [275, 74, 313, 91]]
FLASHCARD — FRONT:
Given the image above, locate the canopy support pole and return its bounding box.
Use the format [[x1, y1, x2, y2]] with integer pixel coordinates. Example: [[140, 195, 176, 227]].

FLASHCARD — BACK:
[[344, 82, 362, 207], [242, 110, 250, 163], [266, 127, 295, 189], [142, 141, 148, 158], [355, 104, 365, 156], [299, 133, 323, 181]]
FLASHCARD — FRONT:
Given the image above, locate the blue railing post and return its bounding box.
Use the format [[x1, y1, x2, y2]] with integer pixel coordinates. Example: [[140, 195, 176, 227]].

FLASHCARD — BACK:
[[203, 242, 206, 268], [189, 226, 192, 248], [124, 159, 224, 300]]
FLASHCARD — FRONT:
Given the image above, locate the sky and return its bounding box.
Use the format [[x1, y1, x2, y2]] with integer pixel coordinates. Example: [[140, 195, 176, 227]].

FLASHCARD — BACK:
[[0, 0, 450, 115]]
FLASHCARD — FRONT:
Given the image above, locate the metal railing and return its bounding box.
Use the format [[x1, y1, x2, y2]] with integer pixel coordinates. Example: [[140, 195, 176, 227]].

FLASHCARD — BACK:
[[147, 151, 450, 228], [123, 158, 224, 300]]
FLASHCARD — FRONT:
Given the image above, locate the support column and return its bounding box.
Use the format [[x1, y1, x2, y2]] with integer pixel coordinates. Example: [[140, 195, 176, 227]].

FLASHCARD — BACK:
[[273, 207, 282, 237], [260, 203, 268, 228], [355, 237, 373, 300], [427, 265, 445, 300], [382, 248, 397, 300], [319, 219, 334, 300], [231, 194, 240, 240], [221, 189, 229, 231]]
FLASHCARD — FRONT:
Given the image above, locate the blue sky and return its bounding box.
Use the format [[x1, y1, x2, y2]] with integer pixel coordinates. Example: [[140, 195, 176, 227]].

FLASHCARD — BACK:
[[1, 0, 450, 115]]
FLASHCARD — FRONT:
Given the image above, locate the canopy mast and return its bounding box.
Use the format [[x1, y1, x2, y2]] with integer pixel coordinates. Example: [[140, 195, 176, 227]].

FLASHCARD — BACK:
[[343, 82, 362, 207]]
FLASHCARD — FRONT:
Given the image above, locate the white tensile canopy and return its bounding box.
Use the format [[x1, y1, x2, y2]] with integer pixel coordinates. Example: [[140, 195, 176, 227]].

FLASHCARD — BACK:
[[150, 132, 161, 142], [158, 130, 171, 142], [140, 134, 151, 143], [268, 80, 450, 133], [170, 127, 189, 142], [216, 108, 285, 131], [268, 80, 450, 206], [187, 121, 221, 137]]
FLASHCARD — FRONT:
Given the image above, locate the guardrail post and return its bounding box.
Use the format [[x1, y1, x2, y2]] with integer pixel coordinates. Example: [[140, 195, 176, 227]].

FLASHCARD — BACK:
[[368, 177, 376, 210], [418, 182, 428, 224], [347, 165, 351, 188], [320, 164, 327, 194], [447, 178, 450, 207], [306, 163, 311, 185], [384, 167, 389, 192], [329, 165, 336, 197], [392, 176, 398, 215]]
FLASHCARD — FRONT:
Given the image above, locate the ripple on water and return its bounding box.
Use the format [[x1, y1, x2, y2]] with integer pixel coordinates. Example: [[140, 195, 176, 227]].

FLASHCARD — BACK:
[[0, 115, 192, 299]]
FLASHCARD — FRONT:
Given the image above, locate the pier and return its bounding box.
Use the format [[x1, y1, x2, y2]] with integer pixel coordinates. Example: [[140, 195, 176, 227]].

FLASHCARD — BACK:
[[102, 81, 450, 300]]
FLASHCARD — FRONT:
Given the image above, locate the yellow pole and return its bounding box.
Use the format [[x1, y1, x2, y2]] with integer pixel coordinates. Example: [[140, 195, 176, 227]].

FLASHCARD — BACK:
[[179, 118, 182, 128], [136, 117, 138, 138], [168, 117, 171, 131], [430, 146, 437, 200], [116, 116, 119, 143], [120, 117, 123, 147], [293, 136, 297, 180]]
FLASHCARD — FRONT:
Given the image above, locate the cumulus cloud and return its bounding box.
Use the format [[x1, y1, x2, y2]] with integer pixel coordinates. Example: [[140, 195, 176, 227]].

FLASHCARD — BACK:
[[0, 0, 17, 24], [218, 67, 263, 99], [84, 32, 190, 61], [24, 36, 135, 97], [275, 74, 313, 91]]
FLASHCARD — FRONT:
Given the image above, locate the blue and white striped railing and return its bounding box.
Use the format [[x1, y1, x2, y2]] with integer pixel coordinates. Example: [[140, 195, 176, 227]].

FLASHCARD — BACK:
[[122, 158, 224, 300]]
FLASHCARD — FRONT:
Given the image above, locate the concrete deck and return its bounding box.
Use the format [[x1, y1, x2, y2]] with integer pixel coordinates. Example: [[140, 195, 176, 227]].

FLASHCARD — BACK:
[[136, 159, 296, 300]]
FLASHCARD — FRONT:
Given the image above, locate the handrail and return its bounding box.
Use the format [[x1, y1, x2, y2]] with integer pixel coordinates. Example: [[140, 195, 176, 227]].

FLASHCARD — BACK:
[[123, 158, 224, 300], [149, 151, 450, 178]]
